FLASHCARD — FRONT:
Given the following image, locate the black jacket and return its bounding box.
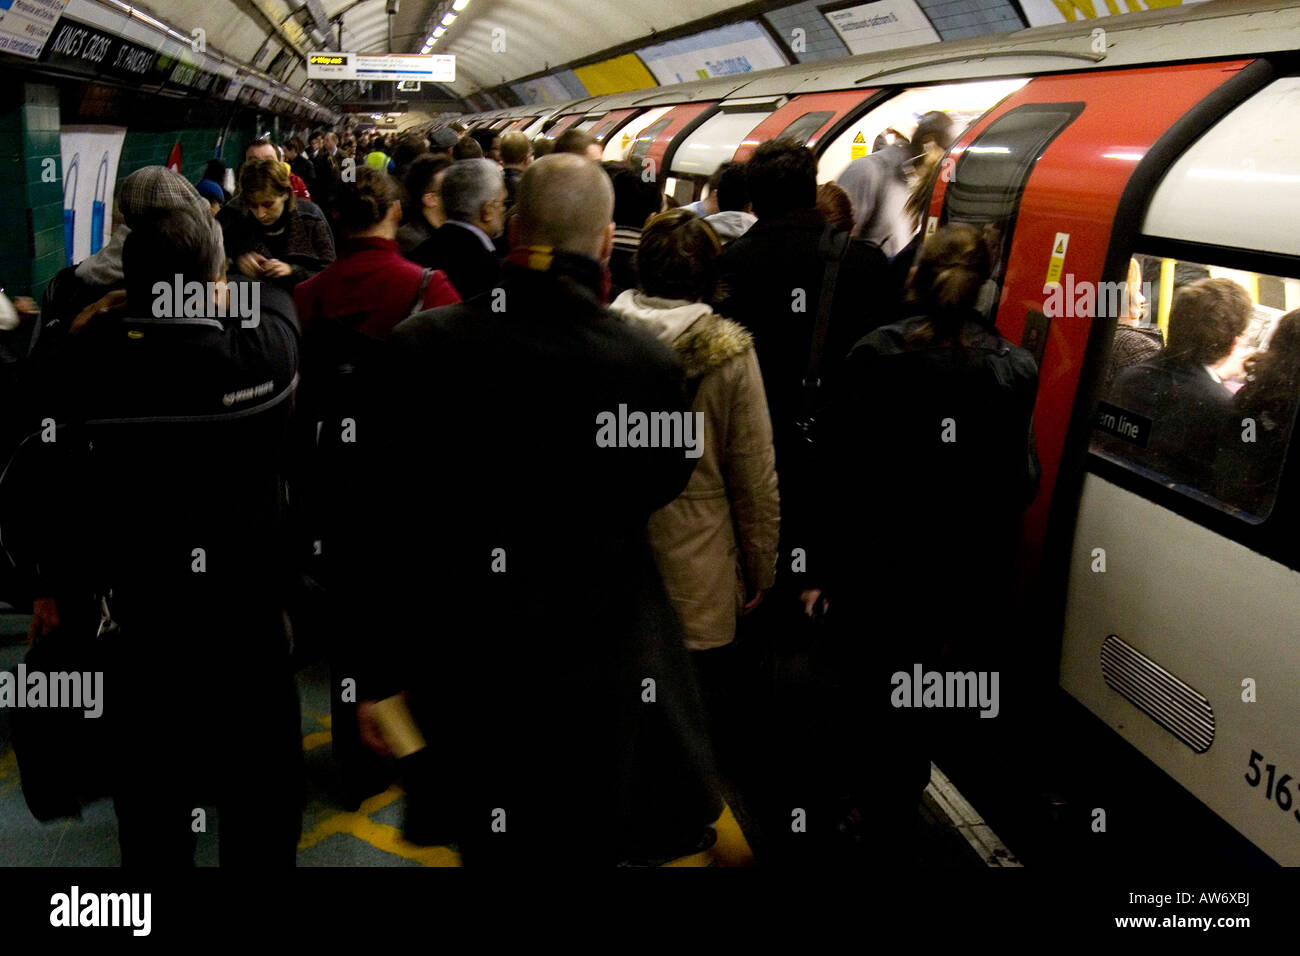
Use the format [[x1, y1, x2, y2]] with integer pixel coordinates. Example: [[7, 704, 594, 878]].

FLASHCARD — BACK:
[[219, 199, 335, 291], [311, 150, 340, 210], [356, 255, 720, 863], [290, 154, 316, 190], [409, 221, 501, 300], [716, 208, 898, 563], [6, 278, 300, 620], [818, 313, 1039, 608], [1110, 354, 1233, 490]]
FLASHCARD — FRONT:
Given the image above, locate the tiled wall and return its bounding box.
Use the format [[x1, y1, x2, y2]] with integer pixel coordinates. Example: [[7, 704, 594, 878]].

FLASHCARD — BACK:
[[918, 0, 1025, 40], [115, 127, 248, 192], [0, 83, 62, 302], [0, 87, 254, 302], [763, 2, 853, 63]]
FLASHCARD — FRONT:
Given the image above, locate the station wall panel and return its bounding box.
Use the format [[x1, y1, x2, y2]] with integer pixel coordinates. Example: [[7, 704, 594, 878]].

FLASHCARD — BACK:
[[918, 0, 1025, 39], [762, 2, 852, 63], [573, 54, 657, 96]]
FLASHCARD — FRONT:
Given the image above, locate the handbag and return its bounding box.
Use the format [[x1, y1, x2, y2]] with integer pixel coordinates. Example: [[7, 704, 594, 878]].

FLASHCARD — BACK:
[[10, 597, 114, 822]]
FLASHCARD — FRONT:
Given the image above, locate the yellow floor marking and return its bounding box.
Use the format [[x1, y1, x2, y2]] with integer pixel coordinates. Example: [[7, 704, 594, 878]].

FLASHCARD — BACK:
[[302, 731, 332, 751], [663, 803, 754, 867], [298, 785, 462, 866]]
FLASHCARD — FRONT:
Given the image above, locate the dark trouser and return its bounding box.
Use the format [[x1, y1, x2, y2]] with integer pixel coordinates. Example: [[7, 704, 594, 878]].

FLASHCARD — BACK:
[[106, 609, 303, 867], [689, 641, 746, 773]]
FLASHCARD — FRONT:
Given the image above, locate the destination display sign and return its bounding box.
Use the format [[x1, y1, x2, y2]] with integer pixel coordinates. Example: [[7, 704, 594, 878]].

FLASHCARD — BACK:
[[308, 51, 454, 82]]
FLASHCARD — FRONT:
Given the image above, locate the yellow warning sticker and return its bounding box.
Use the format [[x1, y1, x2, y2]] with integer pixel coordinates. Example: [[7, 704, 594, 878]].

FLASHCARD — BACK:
[[925, 216, 939, 239], [620, 132, 631, 153], [850, 130, 867, 160], [1045, 232, 1069, 286]]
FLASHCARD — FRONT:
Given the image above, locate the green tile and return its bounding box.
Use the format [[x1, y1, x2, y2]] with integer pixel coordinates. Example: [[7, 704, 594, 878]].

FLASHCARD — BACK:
[[33, 224, 63, 261], [30, 202, 60, 233]]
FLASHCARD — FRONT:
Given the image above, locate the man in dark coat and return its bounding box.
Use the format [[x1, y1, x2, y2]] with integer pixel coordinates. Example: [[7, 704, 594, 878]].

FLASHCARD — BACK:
[[409, 158, 504, 300], [1110, 277, 1252, 489], [356, 153, 721, 866], [17, 181, 303, 866], [716, 138, 897, 574]]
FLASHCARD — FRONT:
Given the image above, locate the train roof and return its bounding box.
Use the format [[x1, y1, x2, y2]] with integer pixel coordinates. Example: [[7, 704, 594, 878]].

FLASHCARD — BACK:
[[480, 0, 1300, 124]]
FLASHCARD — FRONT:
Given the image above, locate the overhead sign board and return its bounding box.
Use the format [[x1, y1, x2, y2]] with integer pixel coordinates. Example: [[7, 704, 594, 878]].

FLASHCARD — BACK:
[[308, 51, 454, 82], [820, 0, 940, 56], [0, 0, 68, 60], [39, 16, 160, 82]]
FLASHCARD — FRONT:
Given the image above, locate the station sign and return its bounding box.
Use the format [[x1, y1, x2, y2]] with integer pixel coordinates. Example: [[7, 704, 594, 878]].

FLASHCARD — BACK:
[[308, 51, 454, 82], [39, 16, 159, 82], [0, 0, 68, 60]]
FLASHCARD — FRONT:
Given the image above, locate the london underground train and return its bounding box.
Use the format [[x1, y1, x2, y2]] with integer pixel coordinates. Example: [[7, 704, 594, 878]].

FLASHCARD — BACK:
[[458, 0, 1300, 865]]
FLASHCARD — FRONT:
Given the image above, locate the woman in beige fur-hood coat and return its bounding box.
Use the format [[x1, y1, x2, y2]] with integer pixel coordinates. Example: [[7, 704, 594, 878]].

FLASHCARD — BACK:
[[608, 210, 779, 651]]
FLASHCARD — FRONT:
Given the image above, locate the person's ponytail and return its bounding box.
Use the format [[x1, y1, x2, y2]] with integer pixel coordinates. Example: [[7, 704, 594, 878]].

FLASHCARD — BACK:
[[907, 223, 991, 345]]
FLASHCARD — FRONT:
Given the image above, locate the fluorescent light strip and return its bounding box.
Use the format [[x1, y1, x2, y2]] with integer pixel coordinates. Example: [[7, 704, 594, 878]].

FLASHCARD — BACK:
[[441, 12, 457, 25]]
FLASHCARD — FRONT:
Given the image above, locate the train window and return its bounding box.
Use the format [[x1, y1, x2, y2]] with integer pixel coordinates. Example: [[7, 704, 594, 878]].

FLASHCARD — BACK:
[[1091, 255, 1300, 522], [816, 78, 1029, 183], [604, 106, 672, 162], [943, 103, 1082, 321], [628, 116, 674, 167], [670, 111, 768, 176], [773, 110, 834, 147]]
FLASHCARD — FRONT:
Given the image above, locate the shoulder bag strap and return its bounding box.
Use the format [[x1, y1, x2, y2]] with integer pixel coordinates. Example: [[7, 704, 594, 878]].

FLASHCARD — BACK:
[[799, 227, 852, 417], [407, 268, 434, 318]]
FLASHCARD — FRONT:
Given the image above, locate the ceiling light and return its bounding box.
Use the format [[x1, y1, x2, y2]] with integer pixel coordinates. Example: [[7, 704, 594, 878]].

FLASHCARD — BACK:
[[433, 26, 446, 36], [453, 0, 470, 9], [441, 12, 457, 25]]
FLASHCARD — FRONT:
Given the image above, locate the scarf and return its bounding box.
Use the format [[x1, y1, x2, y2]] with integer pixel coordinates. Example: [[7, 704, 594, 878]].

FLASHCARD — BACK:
[[503, 245, 611, 304]]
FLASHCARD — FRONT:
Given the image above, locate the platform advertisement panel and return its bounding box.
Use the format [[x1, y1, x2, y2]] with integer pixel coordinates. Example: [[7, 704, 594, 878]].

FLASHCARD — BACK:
[[637, 21, 786, 85], [59, 125, 125, 269], [819, 0, 940, 55], [1019, 0, 1210, 28]]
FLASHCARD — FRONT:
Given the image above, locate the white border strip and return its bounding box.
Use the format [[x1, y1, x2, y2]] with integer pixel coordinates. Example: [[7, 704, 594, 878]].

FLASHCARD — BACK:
[[925, 762, 1022, 867]]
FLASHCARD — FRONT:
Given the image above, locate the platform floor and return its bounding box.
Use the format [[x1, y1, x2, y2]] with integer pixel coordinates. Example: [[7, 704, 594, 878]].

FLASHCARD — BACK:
[[0, 613, 1000, 867]]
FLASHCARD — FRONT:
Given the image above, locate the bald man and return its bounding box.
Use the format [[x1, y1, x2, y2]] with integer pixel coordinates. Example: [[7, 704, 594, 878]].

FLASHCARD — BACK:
[[355, 154, 722, 866]]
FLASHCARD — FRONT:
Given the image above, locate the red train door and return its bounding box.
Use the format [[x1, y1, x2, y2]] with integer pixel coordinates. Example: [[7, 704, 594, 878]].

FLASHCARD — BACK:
[[924, 59, 1269, 606], [732, 90, 880, 161]]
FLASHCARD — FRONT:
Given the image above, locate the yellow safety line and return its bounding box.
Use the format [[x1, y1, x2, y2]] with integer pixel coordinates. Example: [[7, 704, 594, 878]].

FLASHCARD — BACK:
[[297, 730, 755, 867], [664, 803, 754, 867]]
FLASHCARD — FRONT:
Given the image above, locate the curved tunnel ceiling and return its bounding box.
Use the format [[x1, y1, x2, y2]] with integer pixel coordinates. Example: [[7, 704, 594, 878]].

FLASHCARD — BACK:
[[128, 0, 753, 99]]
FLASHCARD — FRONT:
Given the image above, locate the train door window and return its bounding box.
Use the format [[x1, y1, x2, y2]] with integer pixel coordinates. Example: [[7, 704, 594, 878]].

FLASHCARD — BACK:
[[774, 110, 834, 147], [942, 103, 1082, 321], [1091, 255, 1300, 522], [605, 106, 672, 162], [628, 116, 674, 167], [669, 111, 769, 178], [816, 78, 1028, 183]]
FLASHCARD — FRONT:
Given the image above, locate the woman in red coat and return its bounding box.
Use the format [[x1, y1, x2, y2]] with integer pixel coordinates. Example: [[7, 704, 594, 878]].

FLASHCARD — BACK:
[[294, 166, 460, 336], [293, 166, 460, 811]]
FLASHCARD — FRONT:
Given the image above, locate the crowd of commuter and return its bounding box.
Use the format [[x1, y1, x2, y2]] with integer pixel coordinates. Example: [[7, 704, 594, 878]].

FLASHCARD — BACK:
[[2, 107, 1291, 870]]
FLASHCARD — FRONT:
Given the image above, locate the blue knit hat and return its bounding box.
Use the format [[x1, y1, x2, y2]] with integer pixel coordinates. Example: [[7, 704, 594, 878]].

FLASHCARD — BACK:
[[196, 178, 226, 205]]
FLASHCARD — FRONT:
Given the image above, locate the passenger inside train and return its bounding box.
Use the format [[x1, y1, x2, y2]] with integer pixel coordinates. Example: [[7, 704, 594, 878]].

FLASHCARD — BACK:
[[1, 0, 1298, 881]]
